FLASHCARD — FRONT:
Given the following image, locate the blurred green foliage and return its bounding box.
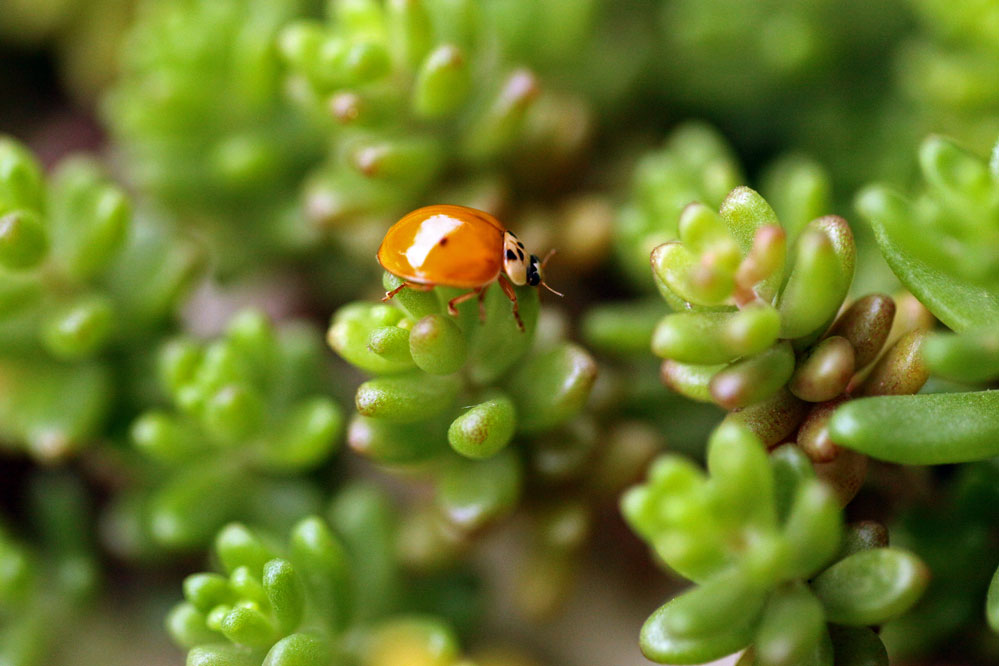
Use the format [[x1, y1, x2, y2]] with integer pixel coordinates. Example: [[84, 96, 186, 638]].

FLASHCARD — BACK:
[[104, 309, 342, 557], [0, 473, 98, 666], [104, 0, 326, 271], [0, 136, 200, 460], [279, 0, 593, 248], [0, 0, 134, 101]]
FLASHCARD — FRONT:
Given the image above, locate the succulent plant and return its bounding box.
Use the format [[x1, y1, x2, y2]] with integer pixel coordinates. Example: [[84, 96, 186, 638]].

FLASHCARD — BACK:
[[103, 309, 342, 556], [103, 0, 325, 271], [0, 473, 99, 666], [0, 136, 201, 460], [278, 0, 590, 244], [630, 145, 945, 507], [167, 482, 487, 666], [622, 421, 929, 665], [613, 123, 744, 290], [613, 123, 837, 289], [831, 136, 999, 466], [328, 277, 596, 561]]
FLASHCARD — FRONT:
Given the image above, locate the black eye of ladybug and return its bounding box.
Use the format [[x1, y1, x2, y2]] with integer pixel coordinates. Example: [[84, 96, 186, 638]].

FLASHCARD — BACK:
[[526, 255, 541, 286]]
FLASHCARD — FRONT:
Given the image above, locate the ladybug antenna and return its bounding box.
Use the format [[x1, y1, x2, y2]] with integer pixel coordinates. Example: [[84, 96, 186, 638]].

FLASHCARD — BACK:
[[542, 280, 564, 298], [539, 249, 563, 297]]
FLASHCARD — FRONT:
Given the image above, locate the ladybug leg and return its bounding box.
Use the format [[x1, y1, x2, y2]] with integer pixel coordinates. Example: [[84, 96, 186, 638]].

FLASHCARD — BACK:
[[447, 289, 481, 317], [497, 275, 524, 332], [382, 282, 410, 302], [382, 281, 431, 303], [476, 287, 487, 322]]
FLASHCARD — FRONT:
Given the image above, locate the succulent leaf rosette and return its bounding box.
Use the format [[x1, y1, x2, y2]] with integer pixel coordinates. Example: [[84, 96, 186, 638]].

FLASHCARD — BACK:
[[278, 0, 589, 241], [328, 276, 596, 546], [104, 309, 343, 556], [0, 137, 201, 460], [640, 147, 941, 501], [167, 483, 486, 666], [613, 123, 832, 293], [623, 422, 929, 665], [103, 0, 325, 269]]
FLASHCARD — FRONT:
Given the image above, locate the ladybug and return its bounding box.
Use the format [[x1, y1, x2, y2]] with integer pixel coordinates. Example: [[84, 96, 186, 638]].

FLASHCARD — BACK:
[[377, 204, 561, 331]]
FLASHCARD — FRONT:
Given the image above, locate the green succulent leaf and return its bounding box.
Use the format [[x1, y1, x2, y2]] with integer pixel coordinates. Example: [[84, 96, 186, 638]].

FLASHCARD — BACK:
[[355, 373, 461, 422], [507, 342, 597, 433], [754, 584, 827, 666], [661, 566, 767, 640], [447, 396, 517, 459], [409, 314, 468, 375], [812, 548, 929, 626], [437, 449, 522, 532], [828, 626, 888, 666], [262, 634, 332, 666], [652, 306, 781, 365], [829, 391, 999, 464], [987, 565, 999, 632], [922, 328, 999, 382], [640, 594, 755, 664], [859, 185, 999, 330]]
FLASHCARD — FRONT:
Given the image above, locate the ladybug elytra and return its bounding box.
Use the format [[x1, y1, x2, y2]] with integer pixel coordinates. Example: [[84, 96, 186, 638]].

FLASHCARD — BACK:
[[377, 204, 561, 331]]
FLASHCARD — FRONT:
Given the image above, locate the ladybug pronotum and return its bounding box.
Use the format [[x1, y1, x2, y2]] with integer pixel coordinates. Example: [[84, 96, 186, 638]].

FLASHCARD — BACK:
[[377, 204, 561, 331]]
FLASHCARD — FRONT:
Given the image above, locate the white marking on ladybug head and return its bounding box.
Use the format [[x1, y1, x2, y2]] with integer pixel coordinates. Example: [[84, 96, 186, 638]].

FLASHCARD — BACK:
[[503, 231, 529, 286]]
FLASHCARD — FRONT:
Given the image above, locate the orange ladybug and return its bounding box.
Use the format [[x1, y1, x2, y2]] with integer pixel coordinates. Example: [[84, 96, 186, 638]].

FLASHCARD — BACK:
[[377, 204, 560, 331]]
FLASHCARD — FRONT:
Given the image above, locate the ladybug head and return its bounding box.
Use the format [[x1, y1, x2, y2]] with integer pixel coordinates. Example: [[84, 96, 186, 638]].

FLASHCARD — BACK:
[[503, 231, 529, 285], [526, 255, 542, 286], [502, 232, 563, 297]]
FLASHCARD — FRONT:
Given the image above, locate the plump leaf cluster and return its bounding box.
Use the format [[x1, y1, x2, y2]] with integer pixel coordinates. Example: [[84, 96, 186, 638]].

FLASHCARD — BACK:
[[104, 0, 325, 269], [623, 422, 929, 665], [649, 184, 857, 406], [634, 141, 946, 497], [613, 123, 743, 289], [613, 123, 832, 291], [0, 473, 98, 666], [830, 137, 999, 466], [0, 136, 200, 460], [279, 0, 584, 234], [167, 482, 479, 666], [858, 135, 998, 330], [107, 310, 343, 556], [329, 276, 595, 538]]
